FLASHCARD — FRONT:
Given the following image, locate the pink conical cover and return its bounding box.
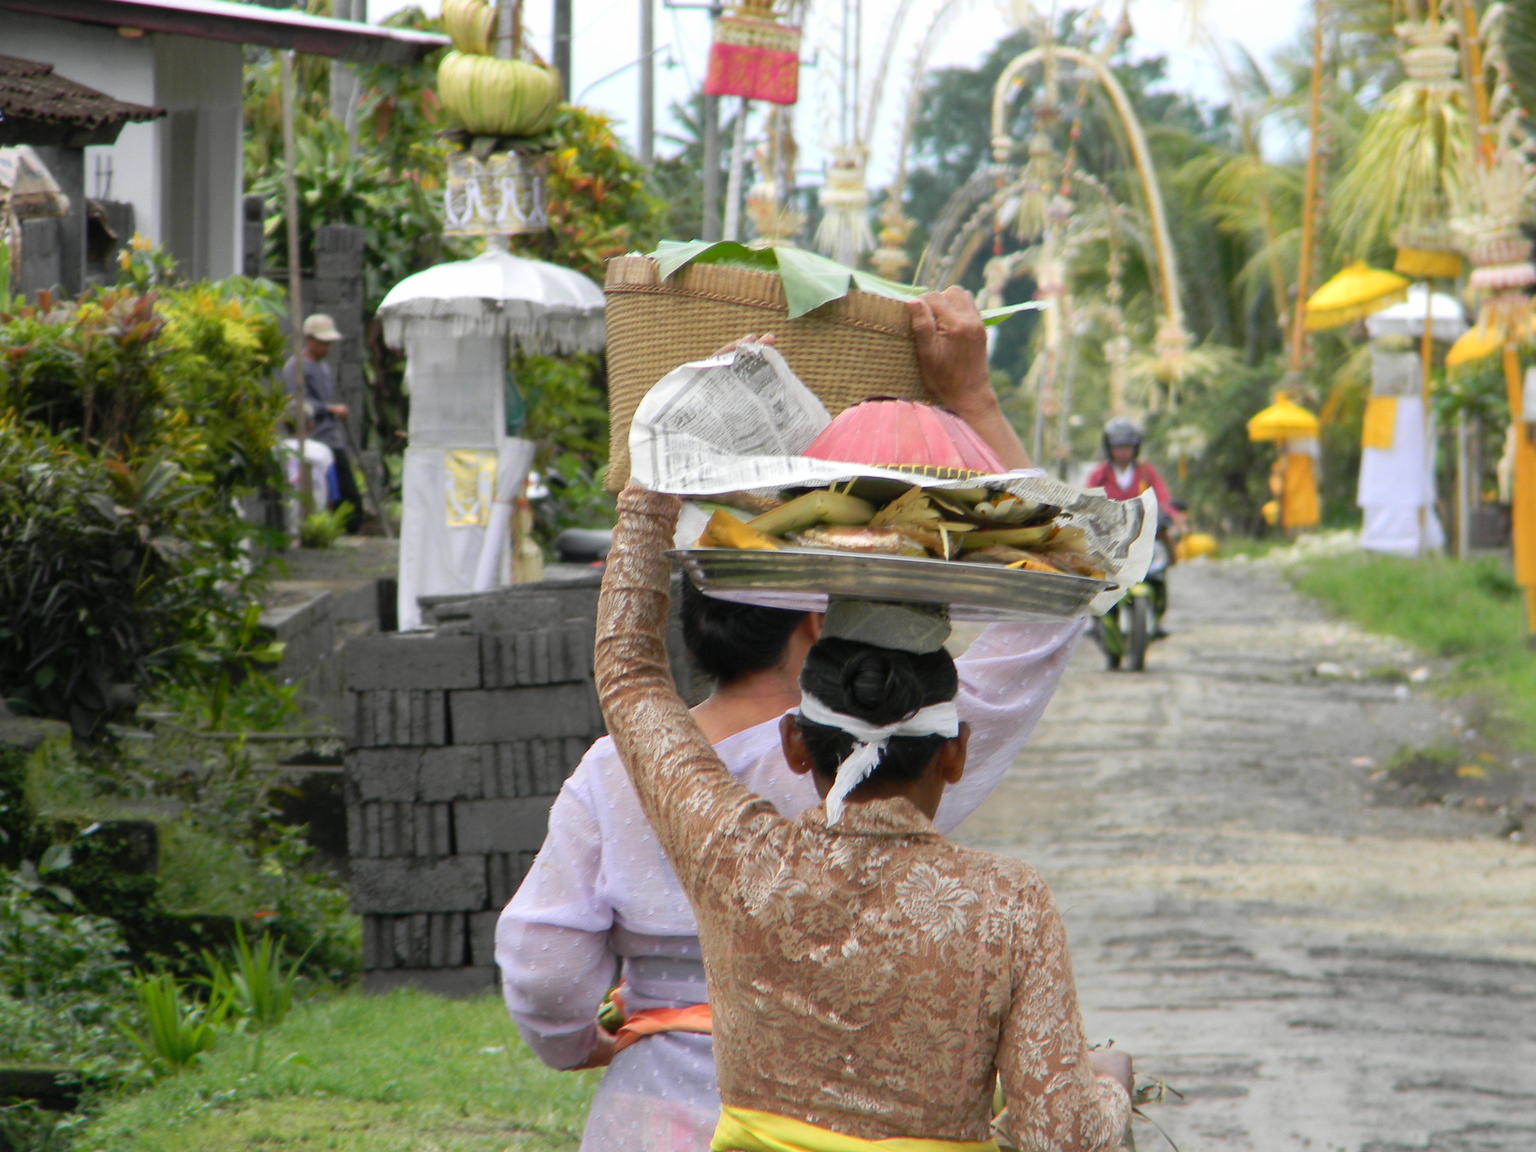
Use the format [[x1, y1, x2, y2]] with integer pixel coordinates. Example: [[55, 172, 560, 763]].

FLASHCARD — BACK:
[[801, 399, 1006, 474]]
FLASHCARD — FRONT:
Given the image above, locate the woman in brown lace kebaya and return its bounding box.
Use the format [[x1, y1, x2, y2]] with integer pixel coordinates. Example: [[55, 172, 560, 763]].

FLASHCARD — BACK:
[[593, 485, 1133, 1152]]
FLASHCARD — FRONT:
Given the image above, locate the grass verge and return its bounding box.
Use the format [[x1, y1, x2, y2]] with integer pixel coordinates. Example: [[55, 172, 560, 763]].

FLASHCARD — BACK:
[[1291, 551, 1536, 749], [72, 989, 599, 1152]]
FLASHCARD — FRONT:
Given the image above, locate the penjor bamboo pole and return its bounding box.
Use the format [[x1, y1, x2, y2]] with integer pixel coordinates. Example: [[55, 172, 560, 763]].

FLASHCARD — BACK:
[[1505, 344, 1536, 638], [1420, 284, 1435, 553], [1458, 0, 1535, 640], [281, 50, 311, 518], [1287, 0, 1326, 376]]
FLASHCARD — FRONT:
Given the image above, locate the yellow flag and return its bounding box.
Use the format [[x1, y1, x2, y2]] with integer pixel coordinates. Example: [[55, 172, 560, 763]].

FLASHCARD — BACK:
[[445, 449, 497, 527]]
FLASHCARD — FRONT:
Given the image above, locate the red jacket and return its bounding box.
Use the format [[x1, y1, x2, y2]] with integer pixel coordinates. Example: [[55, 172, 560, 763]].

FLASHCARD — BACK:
[[1085, 459, 1174, 512]]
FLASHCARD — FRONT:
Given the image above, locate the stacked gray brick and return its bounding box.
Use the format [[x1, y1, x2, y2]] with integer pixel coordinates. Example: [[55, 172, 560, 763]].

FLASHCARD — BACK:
[[343, 572, 695, 996], [308, 225, 366, 453]]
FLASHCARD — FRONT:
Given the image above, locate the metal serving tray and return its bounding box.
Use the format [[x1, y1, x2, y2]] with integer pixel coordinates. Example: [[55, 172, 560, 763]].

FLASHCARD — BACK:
[[672, 547, 1115, 622]]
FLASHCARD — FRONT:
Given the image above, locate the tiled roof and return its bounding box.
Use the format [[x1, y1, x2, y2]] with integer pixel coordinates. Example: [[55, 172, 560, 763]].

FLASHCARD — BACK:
[[0, 54, 164, 147]]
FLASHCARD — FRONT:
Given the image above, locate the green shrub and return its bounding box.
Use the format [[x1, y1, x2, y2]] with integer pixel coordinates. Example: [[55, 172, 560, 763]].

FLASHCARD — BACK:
[[154, 826, 358, 986], [0, 864, 142, 1152], [0, 275, 291, 742], [0, 860, 135, 1026], [0, 276, 289, 496], [299, 502, 352, 549], [517, 352, 615, 541], [153, 277, 291, 495], [0, 745, 31, 866], [0, 423, 262, 740], [0, 288, 167, 454]]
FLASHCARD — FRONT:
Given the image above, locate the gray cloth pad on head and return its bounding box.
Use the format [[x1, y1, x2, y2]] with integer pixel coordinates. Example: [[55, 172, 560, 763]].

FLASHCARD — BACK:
[[822, 598, 951, 653]]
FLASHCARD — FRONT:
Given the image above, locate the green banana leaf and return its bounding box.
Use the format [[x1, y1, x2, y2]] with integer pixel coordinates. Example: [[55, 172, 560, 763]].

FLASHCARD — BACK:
[[647, 239, 1046, 324]]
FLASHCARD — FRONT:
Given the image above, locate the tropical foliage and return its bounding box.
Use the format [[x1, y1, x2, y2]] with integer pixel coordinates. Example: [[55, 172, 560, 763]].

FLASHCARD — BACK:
[[241, 7, 665, 493], [894, 1, 1525, 532], [0, 278, 289, 741]]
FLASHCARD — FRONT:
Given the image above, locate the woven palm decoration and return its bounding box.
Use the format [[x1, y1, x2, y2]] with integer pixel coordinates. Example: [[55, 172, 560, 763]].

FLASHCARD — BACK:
[[1333, 18, 1472, 263], [1461, 150, 1536, 337], [814, 145, 875, 267]]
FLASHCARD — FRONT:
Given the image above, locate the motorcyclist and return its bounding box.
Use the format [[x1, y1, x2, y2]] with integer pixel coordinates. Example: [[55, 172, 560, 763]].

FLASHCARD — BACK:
[[1085, 418, 1181, 519], [1085, 418, 1183, 635]]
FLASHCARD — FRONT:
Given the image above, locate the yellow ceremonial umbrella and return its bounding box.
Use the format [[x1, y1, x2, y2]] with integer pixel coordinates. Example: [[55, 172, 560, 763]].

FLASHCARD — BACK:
[[1303, 262, 1410, 331], [1447, 317, 1536, 368], [1247, 395, 1320, 442], [1249, 394, 1320, 532]]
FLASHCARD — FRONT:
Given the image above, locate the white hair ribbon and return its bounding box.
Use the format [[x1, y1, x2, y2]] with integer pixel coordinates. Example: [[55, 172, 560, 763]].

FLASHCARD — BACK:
[[797, 693, 960, 825]]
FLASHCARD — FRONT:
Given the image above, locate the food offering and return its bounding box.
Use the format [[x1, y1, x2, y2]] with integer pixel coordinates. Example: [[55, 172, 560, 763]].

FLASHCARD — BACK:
[[680, 479, 1124, 622], [632, 343, 1156, 621], [694, 482, 1107, 578]]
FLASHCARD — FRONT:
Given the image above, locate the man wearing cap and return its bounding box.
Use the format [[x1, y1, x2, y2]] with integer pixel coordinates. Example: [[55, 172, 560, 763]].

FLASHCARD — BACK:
[[283, 313, 363, 533]]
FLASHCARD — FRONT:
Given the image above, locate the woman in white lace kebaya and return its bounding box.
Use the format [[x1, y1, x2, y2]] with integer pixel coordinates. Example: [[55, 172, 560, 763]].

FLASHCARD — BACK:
[[589, 486, 1131, 1151]]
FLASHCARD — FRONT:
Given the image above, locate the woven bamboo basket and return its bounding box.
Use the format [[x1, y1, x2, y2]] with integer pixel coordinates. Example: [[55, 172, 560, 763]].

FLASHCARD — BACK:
[[602, 255, 933, 490]]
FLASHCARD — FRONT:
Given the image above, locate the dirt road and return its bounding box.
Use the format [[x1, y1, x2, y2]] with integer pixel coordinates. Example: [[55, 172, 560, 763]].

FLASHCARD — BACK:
[[957, 557, 1536, 1152]]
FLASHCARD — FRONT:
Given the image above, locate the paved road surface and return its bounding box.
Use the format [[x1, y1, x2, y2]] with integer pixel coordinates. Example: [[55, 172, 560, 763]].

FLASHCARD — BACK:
[[957, 558, 1536, 1152]]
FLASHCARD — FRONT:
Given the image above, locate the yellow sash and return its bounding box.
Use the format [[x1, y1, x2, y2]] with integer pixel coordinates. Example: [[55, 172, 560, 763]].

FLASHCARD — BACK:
[[710, 1107, 999, 1152], [1361, 395, 1397, 450]]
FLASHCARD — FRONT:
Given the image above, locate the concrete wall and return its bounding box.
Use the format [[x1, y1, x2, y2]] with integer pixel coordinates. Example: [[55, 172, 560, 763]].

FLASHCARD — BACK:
[[153, 35, 243, 281], [6, 13, 242, 282], [343, 575, 697, 995]]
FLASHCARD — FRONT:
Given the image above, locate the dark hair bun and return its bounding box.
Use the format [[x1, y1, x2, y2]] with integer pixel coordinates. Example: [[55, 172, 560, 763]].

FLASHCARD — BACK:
[[840, 649, 924, 721], [795, 636, 960, 786]]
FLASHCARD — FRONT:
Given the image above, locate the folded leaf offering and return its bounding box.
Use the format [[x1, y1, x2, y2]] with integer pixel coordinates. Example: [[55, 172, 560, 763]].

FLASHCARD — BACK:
[[694, 482, 1110, 579]]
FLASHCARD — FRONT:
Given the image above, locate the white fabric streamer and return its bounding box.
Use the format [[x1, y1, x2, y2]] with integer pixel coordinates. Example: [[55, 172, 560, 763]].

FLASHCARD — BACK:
[[798, 694, 960, 825]]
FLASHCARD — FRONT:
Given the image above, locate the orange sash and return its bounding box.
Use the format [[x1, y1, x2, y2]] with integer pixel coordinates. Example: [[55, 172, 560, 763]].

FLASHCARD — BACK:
[[612, 1003, 714, 1055]]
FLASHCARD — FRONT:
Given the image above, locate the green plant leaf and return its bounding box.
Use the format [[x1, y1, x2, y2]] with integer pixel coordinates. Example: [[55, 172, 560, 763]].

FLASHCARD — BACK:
[[849, 270, 927, 300], [38, 843, 72, 873], [979, 300, 1049, 326], [773, 246, 858, 318], [646, 241, 1047, 325], [650, 238, 777, 280]]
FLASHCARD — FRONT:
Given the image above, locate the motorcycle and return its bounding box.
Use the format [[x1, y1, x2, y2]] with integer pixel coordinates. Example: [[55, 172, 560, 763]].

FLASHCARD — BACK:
[[1092, 517, 1174, 672]]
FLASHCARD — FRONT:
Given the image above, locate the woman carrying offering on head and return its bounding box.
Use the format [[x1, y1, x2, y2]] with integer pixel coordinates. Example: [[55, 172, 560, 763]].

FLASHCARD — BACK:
[[593, 480, 1133, 1151], [497, 289, 1087, 1151]]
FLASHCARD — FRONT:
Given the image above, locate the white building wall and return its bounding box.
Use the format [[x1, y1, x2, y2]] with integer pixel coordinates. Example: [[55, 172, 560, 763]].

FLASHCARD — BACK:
[[4, 13, 242, 280], [153, 36, 243, 280]]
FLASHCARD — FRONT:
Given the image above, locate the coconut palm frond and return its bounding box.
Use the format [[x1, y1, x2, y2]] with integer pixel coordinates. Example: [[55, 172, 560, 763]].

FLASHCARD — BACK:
[[1492, 1, 1536, 127], [1180, 150, 1299, 237], [1123, 340, 1242, 411], [1234, 229, 1302, 304], [1331, 84, 1473, 256]]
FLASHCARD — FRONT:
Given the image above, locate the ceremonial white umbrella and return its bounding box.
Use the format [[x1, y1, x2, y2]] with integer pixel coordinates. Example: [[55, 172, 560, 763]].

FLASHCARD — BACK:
[[1364, 284, 1469, 343], [377, 243, 606, 354], [379, 243, 606, 622]]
